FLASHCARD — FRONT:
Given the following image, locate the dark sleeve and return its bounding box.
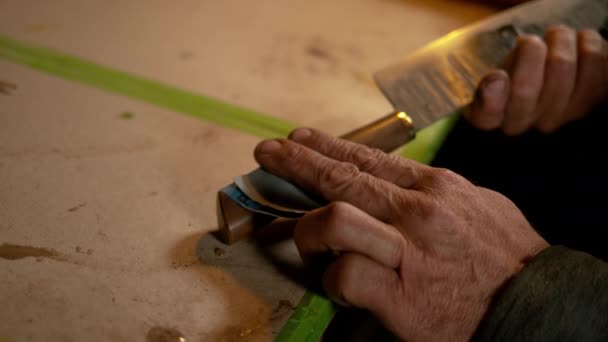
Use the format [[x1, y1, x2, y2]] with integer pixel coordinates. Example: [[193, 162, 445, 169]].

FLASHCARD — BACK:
[[473, 245, 608, 341]]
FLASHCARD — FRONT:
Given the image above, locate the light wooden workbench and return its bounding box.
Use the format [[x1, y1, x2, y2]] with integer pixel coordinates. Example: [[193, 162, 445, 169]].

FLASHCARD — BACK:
[[0, 1, 494, 340]]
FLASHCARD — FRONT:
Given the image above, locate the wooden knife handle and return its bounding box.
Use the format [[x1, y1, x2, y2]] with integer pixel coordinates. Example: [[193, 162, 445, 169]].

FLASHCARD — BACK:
[[339, 111, 416, 153]]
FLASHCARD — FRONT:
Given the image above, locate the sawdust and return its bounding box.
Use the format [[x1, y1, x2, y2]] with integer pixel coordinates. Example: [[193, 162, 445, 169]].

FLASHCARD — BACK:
[[170, 234, 201, 269]]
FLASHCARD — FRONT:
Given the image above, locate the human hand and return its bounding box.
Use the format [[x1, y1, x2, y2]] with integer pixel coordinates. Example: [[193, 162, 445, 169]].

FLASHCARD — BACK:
[[254, 128, 549, 341], [466, 26, 608, 135]]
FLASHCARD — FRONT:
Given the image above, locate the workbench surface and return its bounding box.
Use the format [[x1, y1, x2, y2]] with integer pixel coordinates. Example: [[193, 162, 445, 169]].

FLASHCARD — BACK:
[[0, 1, 494, 340]]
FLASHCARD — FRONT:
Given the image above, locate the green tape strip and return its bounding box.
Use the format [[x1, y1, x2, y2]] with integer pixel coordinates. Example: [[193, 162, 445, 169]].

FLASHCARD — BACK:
[[401, 113, 460, 164], [275, 292, 336, 342], [0, 34, 458, 342], [0, 35, 295, 139]]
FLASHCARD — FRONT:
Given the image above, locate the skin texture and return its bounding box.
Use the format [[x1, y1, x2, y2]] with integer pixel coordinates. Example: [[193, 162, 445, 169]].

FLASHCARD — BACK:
[[254, 129, 549, 341], [466, 26, 608, 135]]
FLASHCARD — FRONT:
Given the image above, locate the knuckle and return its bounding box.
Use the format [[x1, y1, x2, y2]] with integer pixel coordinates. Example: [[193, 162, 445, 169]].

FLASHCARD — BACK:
[[320, 202, 352, 243], [416, 168, 468, 200], [546, 24, 574, 37], [352, 147, 385, 174], [394, 165, 421, 188], [518, 34, 547, 51], [578, 30, 604, 58], [546, 50, 576, 71], [324, 202, 352, 222], [318, 161, 360, 192], [397, 194, 443, 224], [511, 85, 538, 103], [416, 197, 443, 220], [281, 140, 303, 162], [428, 167, 463, 185]]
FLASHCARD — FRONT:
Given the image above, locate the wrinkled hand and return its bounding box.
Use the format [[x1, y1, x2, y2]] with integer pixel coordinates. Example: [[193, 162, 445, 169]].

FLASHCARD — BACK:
[[254, 128, 549, 341], [466, 26, 607, 135]]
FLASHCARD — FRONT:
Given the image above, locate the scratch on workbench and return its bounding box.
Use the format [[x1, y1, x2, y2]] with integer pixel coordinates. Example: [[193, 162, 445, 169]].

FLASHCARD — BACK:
[[0, 81, 17, 95], [119, 111, 135, 120], [75, 246, 94, 255], [25, 24, 52, 33], [67, 202, 87, 212], [0, 243, 60, 261], [251, 33, 368, 83], [178, 51, 195, 61], [191, 129, 218, 145]]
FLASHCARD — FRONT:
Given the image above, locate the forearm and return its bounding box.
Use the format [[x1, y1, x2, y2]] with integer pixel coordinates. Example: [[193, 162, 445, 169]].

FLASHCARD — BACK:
[[474, 246, 608, 341]]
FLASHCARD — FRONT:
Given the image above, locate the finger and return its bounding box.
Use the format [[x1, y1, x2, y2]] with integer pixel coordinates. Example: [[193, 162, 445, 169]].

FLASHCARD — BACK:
[[288, 127, 428, 188], [535, 25, 578, 133], [294, 202, 405, 269], [468, 70, 510, 130], [254, 139, 411, 221], [562, 30, 608, 124], [503, 35, 547, 135], [323, 253, 402, 317]]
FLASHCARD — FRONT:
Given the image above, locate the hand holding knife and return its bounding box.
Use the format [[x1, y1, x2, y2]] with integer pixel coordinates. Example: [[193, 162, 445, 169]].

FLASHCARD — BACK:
[[215, 0, 608, 245]]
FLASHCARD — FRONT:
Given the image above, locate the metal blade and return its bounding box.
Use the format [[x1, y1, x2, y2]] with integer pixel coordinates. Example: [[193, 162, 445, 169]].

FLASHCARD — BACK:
[[374, 0, 608, 130]]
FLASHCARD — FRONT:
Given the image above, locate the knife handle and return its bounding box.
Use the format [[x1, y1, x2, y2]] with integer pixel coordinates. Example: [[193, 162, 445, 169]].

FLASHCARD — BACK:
[[339, 111, 416, 152]]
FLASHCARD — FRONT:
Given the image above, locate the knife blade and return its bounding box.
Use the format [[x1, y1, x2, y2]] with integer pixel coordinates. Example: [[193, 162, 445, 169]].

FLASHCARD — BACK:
[[215, 0, 608, 245], [374, 0, 607, 129]]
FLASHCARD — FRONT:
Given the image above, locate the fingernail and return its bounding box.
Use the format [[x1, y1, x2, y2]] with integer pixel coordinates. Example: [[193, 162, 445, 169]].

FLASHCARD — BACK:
[[257, 140, 282, 154], [482, 76, 505, 98], [289, 128, 312, 141]]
